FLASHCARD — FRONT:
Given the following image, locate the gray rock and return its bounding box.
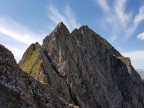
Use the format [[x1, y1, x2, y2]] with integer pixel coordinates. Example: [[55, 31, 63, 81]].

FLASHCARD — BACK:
[[1, 22, 144, 108], [19, 42, 73, 103], [0, 44, 76, 108], [42, 22, 144, 108]]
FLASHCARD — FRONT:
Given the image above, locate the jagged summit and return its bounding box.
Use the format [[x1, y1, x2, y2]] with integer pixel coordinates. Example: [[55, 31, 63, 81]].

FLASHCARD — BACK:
[[1, 22, 144, 108], [53, 22, 70, 35], [0, 44, 77, 107], [19, 42, 43, 74], [79, 25, 89, 31], [56, 22, 68, 29], [42, 22, 70, 50], [0, 44, 17, 69]]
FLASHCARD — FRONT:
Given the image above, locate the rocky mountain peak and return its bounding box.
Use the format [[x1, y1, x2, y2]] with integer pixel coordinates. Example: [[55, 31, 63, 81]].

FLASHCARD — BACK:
[[72, 25, 92, 35], [0, 44, 78, 108], [19, 42, 46, 82], [56, 22, 68, 30], [20, 42, 41, 60], [79, 25, 90, 32], [0, 44, 17, 69], [51, 21, 70, 37], [42, 22, 70, 52], [1, 22, 144, 108]]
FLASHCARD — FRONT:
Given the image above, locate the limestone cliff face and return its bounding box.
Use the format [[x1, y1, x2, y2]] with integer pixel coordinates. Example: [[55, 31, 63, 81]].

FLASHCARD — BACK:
[[1, 22, 144, 108]]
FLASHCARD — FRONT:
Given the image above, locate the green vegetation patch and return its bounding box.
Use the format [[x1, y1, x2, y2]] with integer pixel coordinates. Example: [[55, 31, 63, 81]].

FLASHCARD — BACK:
[[20, 47, 40, 74], [117, 56, 129, 65]]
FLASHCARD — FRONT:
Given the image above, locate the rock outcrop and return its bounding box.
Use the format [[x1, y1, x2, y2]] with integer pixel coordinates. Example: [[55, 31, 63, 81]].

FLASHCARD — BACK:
[[19, 42, 73, 104], [0, 44, 76, 108], [1, 22, 144, 108]]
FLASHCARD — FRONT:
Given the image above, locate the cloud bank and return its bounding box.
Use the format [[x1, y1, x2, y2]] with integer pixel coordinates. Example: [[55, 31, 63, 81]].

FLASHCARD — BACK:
[[0, 17, 42, 45], [94, 0, 144, 42], [48, 4, 80, 31], [122, 50, 144, 69], [137, 32, 144, 40], [0, 4, 80, 62], [0, 17, 44, 61]]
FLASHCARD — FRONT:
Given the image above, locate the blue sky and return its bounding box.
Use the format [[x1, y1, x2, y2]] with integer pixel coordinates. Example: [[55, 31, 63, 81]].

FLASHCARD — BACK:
[[0, 0, 144, 69]]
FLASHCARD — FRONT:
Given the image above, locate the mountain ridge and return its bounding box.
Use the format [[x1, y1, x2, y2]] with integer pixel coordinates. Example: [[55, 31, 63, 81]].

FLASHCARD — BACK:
[[0, 22, 144, 108], [137, 69, 144, 79]]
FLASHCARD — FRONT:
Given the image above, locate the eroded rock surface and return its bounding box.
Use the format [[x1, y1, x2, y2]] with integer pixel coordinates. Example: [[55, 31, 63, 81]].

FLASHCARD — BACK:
[[0, 44, 76, 108], [42, 22, 144, 108], [19, 42, 73, 103], [1, 22, 144, 108]]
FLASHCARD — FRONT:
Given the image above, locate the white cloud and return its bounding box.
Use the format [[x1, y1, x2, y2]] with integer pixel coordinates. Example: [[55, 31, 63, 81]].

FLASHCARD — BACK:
[[134, 5, 144, 26], [137, 32, 144, 40], [94, 0, 144, 42], [114, 0, 130, 26], [0, 17, 43, 45], [122, 50, 144, 69], [0, 16, 45, 62], [5, 45, 26, 61], [96, 0, 110, 13], [48, 4, 80, 31], [126, 5, 144, 39]]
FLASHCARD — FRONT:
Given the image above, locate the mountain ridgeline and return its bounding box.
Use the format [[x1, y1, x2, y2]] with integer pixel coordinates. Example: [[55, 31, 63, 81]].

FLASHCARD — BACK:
[[137, 69, 144, 80], [0, 22, 144, 108]]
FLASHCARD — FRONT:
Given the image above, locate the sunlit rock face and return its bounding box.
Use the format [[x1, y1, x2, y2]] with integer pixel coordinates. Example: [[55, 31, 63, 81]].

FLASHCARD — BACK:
[[1, 22, 144, 108]]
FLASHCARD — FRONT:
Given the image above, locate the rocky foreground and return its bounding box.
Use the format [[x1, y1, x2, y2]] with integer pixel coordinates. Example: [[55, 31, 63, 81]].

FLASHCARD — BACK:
[[0, 22, 144, 108]]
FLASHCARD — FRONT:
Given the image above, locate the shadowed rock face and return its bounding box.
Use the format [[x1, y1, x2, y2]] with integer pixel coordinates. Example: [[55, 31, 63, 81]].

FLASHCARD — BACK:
[[1, 22, 144, 108]]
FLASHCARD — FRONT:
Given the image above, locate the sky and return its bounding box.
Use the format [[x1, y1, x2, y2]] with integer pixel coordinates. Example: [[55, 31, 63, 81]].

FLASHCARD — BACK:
[[0, 0, 144, 69]]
